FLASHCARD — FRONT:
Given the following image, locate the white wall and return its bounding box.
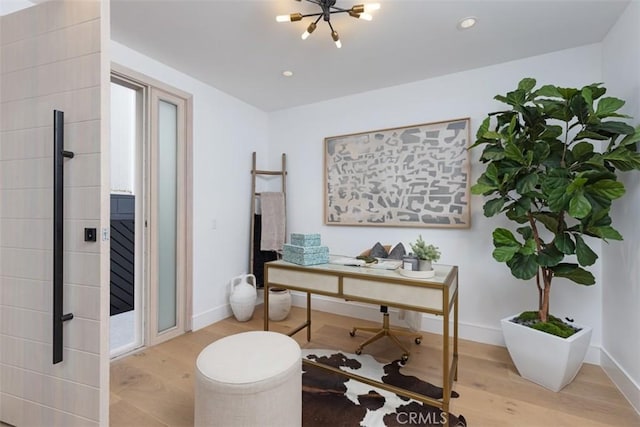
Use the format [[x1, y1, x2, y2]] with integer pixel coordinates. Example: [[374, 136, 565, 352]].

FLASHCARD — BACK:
[[601, 0, 640, 413], [268, 44, 605, 361], [110, 42, 270, 330]]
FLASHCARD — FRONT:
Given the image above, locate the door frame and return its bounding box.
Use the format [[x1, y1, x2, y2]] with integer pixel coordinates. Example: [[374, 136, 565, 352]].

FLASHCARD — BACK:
[[111, 63, 193, 347], [109, 75, 146, 357]]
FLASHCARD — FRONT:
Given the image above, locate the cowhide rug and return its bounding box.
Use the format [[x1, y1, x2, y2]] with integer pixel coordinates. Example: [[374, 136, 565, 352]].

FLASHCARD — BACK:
[[302, 350, 466, 427]]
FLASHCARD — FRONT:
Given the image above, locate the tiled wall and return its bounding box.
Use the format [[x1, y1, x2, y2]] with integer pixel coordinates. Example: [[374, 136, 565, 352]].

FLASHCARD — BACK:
[[0, 1, 107, 425]]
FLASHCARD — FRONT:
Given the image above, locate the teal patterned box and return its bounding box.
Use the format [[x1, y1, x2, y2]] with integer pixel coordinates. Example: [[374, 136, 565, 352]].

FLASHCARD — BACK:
[[290, 233, 321, 247], [283, 243, 329, 266]]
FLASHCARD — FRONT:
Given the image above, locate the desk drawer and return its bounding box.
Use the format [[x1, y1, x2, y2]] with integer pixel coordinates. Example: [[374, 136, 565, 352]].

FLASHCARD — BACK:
[[267, 267, 339, 293], [343, 278, 444, 312]]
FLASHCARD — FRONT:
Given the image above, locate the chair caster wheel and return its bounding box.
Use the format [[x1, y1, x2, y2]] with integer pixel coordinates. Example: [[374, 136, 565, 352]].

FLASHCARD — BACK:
[[349, 329, 356, 337], [355, 348, 362, 355], [415, 337, 422, 345], [401, 354, 409, 364]]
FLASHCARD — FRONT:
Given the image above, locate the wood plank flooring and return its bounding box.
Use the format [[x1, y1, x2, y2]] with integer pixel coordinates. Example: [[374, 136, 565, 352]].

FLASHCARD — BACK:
[[110, 306, 640, 426]]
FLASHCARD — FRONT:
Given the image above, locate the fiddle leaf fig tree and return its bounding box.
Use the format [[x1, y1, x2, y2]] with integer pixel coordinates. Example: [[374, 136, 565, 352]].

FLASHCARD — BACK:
[[471, 78, 640, 326]]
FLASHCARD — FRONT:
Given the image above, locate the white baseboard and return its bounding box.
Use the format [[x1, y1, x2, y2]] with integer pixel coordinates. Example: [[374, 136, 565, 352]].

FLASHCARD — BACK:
[[192, 304, 233, 331], [600, 347, 640, 415]]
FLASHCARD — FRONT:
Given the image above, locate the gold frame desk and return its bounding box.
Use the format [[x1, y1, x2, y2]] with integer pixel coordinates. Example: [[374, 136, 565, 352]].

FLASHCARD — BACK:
[[264, 259, 459, 426]]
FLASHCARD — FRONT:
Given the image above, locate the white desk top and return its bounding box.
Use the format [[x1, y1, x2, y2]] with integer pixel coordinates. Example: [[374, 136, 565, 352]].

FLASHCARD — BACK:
[[268, 257, 456, 287]]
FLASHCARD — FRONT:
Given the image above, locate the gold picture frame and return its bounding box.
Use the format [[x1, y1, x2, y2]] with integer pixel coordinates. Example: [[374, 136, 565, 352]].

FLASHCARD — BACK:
[[324, 118, 471, 228]]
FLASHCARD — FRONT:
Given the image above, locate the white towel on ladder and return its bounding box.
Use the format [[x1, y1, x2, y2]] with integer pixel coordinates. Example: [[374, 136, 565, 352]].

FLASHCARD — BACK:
[[260, 192, 285, 251]]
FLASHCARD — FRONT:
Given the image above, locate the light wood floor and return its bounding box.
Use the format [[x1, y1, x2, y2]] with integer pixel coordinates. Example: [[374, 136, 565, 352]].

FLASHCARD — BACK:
[[110, 305, 640, 426]]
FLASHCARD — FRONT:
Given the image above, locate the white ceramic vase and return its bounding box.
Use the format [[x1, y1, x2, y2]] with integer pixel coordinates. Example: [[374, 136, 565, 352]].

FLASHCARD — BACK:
[[229, 274, 257, 322], [268, 288, 292, 321]]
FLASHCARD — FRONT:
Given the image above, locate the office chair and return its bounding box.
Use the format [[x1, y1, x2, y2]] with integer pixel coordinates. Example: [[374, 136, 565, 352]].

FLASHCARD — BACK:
[[349, 243, 422, 363]]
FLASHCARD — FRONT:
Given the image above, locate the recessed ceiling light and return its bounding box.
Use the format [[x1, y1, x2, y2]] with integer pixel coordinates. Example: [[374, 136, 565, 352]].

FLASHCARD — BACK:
[[282, 70, 294, 77], [457, 16, 477, 30]]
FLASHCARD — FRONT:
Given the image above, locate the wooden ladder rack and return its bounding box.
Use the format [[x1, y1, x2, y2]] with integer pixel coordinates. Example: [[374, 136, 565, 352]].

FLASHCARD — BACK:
[[249, 152, 287, 281]]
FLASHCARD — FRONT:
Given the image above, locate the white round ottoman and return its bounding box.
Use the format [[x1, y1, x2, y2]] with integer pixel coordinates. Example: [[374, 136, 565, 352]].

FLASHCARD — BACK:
[[194, 331, 301, 427]]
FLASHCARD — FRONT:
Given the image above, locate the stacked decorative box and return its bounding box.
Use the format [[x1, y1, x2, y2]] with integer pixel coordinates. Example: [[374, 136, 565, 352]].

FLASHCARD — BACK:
[[283, 233, 329, 266]]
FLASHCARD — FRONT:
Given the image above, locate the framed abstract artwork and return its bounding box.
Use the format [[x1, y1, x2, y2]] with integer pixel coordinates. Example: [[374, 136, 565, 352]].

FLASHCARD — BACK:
[[324, 118, 471, 228]]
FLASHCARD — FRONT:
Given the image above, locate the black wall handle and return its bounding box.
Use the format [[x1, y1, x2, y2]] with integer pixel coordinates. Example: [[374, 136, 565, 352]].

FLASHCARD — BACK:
[[53, 110, 75, 364]]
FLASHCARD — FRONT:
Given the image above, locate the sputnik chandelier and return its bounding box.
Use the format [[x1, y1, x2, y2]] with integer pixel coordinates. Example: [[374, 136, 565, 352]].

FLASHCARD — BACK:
[[276, 0, 381, 48]]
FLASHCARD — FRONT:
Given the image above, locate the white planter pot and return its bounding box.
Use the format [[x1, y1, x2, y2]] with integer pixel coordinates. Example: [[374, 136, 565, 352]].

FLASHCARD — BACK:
[[501, 314, 592, 392], [418, 259, 432, 271]]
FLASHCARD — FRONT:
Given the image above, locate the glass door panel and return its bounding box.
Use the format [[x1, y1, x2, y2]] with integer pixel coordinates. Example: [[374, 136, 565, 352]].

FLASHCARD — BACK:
[[157, 100, 178, 332]]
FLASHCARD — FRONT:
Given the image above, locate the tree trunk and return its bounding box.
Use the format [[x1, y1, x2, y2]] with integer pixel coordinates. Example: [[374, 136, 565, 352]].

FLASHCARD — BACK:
[[538, 269, 552, 322]]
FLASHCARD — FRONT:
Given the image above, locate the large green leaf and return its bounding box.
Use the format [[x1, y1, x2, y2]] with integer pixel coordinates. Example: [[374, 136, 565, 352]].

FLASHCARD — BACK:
[[496, 90, 527, 108], [507, 253, 539, 280], [586, 179, 625, 200], [516, 226, 533, 240], [620, 126, 640, 146], [504, 142, 525, 164], [581, 87, 594, 112], [539, 99, 572, 121], [593, 121, 636, 136], [532, 141, 551, 162], [485, 163, 499, 183], [493, 228, 519, 246], [532, 212, 560, 233], [554, 233, 575, 255], [484, 197, 506, 217], [540, 125, 563, 140], [574, 234, 598, 266], [551, 263, 595, 285], [506, 209, 529, 224], [603, 148, 640, 171], [556, 87, 579, 100], [570, 93, 590, 124], [516, 174, 539, 194], [508, 197, 534, 219], [493, 245, 519, 262], [537, 244, 564, 267], [585, 225, 623, 241], [569, 193, 591, 219], [475, 117, 491, 140], [518, 78, 537, 93], [586, 84, 606, 100], [575, 130, 610, 141], [548, 186, 572, 212], [481, 146, 507, 161], [536, 85, 562, 98], [572, 142, 594, 160], [566, 177, 588, 195], [607, 152, 640, 171], [471, 182, 497, 195], [595, 97, 625, 118], [482, 130, 502, 140], [520, 238, 537, 255]]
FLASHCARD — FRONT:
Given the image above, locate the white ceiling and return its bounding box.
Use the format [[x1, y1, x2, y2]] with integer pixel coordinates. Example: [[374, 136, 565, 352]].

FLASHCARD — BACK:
[[67, 1, 638, 111]]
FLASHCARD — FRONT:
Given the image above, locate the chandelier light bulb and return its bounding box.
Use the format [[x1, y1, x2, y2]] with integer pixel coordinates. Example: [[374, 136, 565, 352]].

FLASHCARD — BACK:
[[358, 12, 373, 21], [331, 30, 342, 48], [301, 22, 317, 40], [276, 13, 303, 23]]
